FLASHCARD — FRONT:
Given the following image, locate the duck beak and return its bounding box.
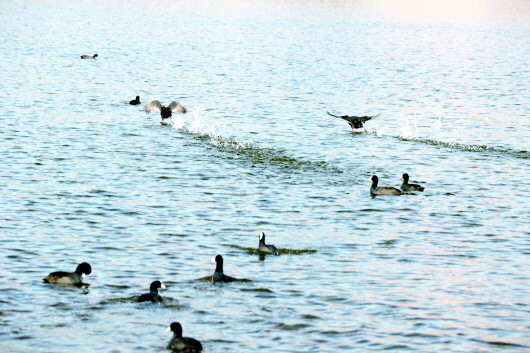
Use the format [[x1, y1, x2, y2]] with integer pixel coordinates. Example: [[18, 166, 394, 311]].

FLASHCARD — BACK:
[[211, 256, 216, 264], [160, 283, 167, 290], [165, 326, 171, 333]]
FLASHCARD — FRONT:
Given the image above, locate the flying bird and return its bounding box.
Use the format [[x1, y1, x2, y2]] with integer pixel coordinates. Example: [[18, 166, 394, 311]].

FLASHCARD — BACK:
[[327, 111, 380, 129], [145, 100, 186, 120]]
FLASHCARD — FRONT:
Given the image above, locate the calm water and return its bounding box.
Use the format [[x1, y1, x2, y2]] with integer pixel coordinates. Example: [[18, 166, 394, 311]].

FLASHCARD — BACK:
[[1, 1, 529, 352]]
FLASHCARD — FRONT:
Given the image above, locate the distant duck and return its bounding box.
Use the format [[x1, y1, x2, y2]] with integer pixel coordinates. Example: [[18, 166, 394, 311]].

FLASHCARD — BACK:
[[80, 54, 98, 59], [258, 232, 279, 254], [401, 173, 425, 192], [211, 254, 234, 283], [43, 262, 92, 287], [370, 175, 403, 195], [166, 322, 203, 352], [129, 96, 141, 105], [145, 100, 186, 120], [138, 280, 166, 303], [327, 111, 380, 129]]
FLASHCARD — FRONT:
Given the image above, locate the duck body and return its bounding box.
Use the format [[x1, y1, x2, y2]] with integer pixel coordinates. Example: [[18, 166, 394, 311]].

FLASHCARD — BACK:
[[370, 175, 403, 195], [166, 322, 202, 352], [80, 54, 98, 59], [327, 111, 380, 129], [129, 96, 141, 105], [138, 281, 166, 303], [211, 255, 234, 283], [145, 100, 186, 120], [43, 262, 92, 287], [258, 232, 279, 254], [401, 173, 425, 191]]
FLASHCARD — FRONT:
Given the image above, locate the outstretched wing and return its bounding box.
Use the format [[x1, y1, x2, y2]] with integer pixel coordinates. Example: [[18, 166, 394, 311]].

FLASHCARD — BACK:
[[327, 111, 341, 119], [328, 111, 380, 129], [145, 100, 163, 113], [168, 101, 186, 113], [356, 113, 381, 123]]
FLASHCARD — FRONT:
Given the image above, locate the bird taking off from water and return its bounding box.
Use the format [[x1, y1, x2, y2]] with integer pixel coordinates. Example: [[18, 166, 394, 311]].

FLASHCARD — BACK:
[[327, 111, 380, 129], [145, 100, 186, 120]]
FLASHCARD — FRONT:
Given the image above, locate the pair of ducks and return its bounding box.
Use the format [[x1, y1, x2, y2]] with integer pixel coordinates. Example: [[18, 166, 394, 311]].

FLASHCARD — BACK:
[[370, 174, 425, 195], [213, 232, 278, 282]]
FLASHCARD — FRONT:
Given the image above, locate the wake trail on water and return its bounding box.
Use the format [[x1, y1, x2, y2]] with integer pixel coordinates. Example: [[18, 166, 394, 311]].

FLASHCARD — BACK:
[[170, 108, 343, 174], [368, 111, 529, 159]]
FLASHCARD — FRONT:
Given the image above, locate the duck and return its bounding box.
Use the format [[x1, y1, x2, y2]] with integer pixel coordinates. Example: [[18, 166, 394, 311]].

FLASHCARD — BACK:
[[258, 232, 279, 254], [129, 96, 141, 105], [327, 111, 380, 129], [80, 54, 98, 59], [370, 175, 402, 195], [166, 322, 202, 352], [145, 100, 186, 120], [401, 173, 425, 191], [138, 280, 166, 303], [43, 262, 92, 287], [211, 255, 234, 283]]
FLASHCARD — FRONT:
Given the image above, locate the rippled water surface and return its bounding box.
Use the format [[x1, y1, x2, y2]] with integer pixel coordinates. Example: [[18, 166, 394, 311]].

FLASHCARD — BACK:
[[1, 1, 529, 352]]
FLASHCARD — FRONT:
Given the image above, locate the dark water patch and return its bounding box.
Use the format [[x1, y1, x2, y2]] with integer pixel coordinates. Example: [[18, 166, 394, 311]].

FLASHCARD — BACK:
[[275, 323, 310, 331], [160, 232, 189, 237], [193, 275, 252, 283], [98, 296, 139, 305], [383, 345, 410, 350], [15, 335, 33, 340], [104, 284, 130, 290], [380, 239, 397, 245], [240, 288, 274, 293], [301, 314, 319, 320], [472, 339, 528, 348], [399, 137, 530, 159], [185, 131, 342, 174], [319, 329, 360, 335], [225, 244, 317, 255]]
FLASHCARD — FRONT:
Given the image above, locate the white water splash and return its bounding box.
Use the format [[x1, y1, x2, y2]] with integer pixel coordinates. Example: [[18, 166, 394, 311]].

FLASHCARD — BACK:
[[171, 107, 227, 138], [398, 111, 420, 139], [171, 107, 253, 150], [398, 108, 449, 141]]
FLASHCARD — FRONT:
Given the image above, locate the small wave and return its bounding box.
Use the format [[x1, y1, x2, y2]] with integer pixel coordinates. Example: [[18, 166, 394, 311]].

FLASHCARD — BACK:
[[399, 137, 529, 159], [396, 112, 529, 159], [172, 109, 342, 173]]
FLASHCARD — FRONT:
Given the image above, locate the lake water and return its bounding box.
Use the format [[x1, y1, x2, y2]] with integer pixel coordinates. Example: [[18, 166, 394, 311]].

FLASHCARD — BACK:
[[1, 1, 529, 352]]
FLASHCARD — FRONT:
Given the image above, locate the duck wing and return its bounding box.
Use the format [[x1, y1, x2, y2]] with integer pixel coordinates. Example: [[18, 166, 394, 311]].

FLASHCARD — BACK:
[[145, 100, 163, 113], [168, 101, 186, 113]]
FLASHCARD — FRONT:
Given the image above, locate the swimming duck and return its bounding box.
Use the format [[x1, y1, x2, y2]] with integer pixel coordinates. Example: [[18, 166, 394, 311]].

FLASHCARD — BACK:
[[138, 280, 166, 303], [166, 322, 202, 352], [370, 175, 403, 195], [211, 255, 234, 283], [80, 54, 98, 59], [43, 262, 92, 287], [401, 173, 425, 191], [145, 100, 186, 120], [129, 96, 141, 105], [327, 111, 380, 129], [258, 232, 279, 254]]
